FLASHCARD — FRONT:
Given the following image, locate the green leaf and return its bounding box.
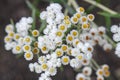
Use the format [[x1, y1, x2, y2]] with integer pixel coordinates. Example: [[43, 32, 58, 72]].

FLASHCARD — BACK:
[[105, 16, 111, 28], [98, 12, 120, 18], [46, 0, 67, 3], [26, 0, 35, 10], [60, 0, 76, 15], [86, 5, 96, 13], [10, 19, 16, 32], [95, 0, 101, 3]]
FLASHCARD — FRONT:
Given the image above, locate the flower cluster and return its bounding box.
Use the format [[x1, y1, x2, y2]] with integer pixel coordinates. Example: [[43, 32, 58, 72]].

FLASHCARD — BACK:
[[111, 25, 120, 57], [96, 64, 110, 80], [80, 26, 112, 52], [4, 17, 41, 61], [4, 3, 112, 80]]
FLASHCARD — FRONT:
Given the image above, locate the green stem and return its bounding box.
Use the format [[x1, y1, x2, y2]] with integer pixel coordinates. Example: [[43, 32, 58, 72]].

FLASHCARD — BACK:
[[83, 0, 118, 15], [39, 20, 46, 34], [64, 0, 72, 15], [91, 59, 100, 69]]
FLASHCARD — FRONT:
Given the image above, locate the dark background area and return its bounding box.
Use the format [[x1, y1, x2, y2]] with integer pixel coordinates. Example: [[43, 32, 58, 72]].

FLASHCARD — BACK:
[[0, 0, 120, 80]]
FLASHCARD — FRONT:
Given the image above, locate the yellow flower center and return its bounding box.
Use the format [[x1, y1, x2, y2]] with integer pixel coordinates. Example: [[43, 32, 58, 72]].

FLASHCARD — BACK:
[[42, 64, 48, 69], [62, 45, 68, 51], [15, 35, 20, 39], [5, 37, 10, 42], [9, 32, 14, 37], [26, 53, 31, 58], [68, 36, 73, 41], [42, 46, 47, 51], [72, 31, 77, 36], [24, 45, 30, 50], [34, 42, 38, 47], [16, 46, 21, 51], [99, 70, 103, 75], [33, 48, 39, 54], [82, 24, 88, 29], [32, 30, 39, 37], [75, 41, 79, 45], [25, 37, 30, 42], [56, 51, 62, 56], [79, 7, 85, 12], [56, 31, 62, 37], [79, 77, 84, 80], [77, 55, 83, 60], [59, 25, 65, 31], [63, 57, 68, 63], [82, 17, 87, 22], [88, 14, 94, 20], [65, 20, 70, 25], [76, 13, 81, 18], [64, 16, 69, 20], [73, 17, 78, 22], [105, 71, 110, 77]]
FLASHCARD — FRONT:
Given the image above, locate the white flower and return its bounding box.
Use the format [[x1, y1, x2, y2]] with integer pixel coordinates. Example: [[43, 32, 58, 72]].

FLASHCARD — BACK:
[[97, 76, 104, 80], [80, 16, 88, 23], [76, 7, 85, 13], [76, 53, 84, 61], [77, 42, 84, 49], [5, 24, 14, 33], [5, 43, 12, 50], [48, 67, 57, 76], [61, 56, 70, 65], [102, 64, 109, 71], [23, 36, 32, 44], [89, 28, 98, 36], [87, 14, 95, 21], [73, 39, 80, 47], [32, 30, 39, 37], [96, 69, 104, 76], [98, 26, 106, 36], [29, 63, 34, 72], [55, 49, 63, 57], [71, 48, 80, 56], [82, 67, 92, 76], [71, 16, 78, 24], [40, 11, 47, 20], [4, 36, 12, 43], [111, 25, 118, 33], [41, 63, 48, 71], [82, 43, 93, 53], [24, 51, 33, 61], [66, 34, 74, 44], [34, 64, 42, 73], [70, 30, 78, 38], [113, 33, 120, 42], [82, 58, 90, 66], [61, 44, 68, 52], [103, 43, 112, 52], [58, 24, 67, 32], [14, 33, 21, 41], [27, 17, 33, 24], [23, 44, 31, 52], [12, 45, 22, 54], [76, 73, 85, 80], [38, 56, 47, 64], [70, 59, 80, 68], [41, 45, 49, 54]]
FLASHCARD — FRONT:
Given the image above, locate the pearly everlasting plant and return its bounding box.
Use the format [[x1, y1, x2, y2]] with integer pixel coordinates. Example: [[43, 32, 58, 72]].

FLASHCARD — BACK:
[[4, 1, 119, 80]]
